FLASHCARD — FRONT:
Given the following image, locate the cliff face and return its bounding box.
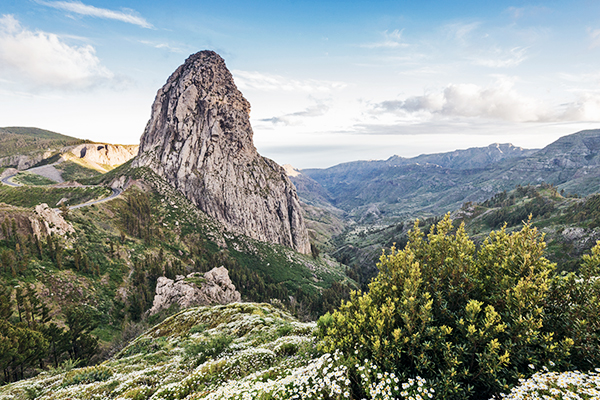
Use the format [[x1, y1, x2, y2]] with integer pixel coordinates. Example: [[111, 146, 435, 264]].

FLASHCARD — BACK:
[[134, 51, 310, 254], [66, 144, 139, 168]]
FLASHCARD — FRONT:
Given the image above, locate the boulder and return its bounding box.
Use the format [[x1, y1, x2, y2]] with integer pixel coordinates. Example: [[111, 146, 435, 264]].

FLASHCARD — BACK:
[[148, 266, 241, 315]]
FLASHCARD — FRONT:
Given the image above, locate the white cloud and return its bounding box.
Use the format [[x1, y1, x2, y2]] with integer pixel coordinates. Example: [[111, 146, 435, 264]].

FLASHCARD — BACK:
[[0, 14, 113, 90], [374, 77, 600, 123], [560, 93, 600, 121], [361, 29, 409, 49], [232, 70, 346, 93], [588, 28, 600, 49], [139, 40, 184, 53], [37, 1, 153, 28], [473, 46, 528, 68], [444, 22, 481, 44], [259, 103, 330, 126]]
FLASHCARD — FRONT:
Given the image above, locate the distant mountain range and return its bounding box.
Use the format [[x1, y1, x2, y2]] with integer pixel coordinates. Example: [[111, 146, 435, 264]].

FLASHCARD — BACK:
[[292, 129, 600, 224]]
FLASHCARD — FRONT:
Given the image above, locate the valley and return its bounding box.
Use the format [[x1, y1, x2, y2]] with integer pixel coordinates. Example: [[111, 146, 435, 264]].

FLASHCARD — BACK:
[[0, 51, 599, 400]]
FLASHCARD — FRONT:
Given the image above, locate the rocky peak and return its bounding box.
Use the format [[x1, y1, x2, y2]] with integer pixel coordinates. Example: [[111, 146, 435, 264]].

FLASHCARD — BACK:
[[134, 51, 310, 254]]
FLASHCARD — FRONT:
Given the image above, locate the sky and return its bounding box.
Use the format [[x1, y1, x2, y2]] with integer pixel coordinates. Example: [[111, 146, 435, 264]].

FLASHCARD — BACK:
[[1, 1, 600, 168]]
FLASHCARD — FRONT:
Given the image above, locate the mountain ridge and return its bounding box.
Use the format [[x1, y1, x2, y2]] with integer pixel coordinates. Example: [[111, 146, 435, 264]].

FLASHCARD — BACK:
[[294, 129, 600, 224]]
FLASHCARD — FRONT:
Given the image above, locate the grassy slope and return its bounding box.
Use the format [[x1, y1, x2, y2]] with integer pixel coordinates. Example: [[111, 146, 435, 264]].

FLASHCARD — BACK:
[[0, 185, 111, 208], [0, 127, 86, 159], [0, 303, 323, 400], [53, 160, 103, 181], [11, 172, 57, 186], [0, 163, 354, 364]]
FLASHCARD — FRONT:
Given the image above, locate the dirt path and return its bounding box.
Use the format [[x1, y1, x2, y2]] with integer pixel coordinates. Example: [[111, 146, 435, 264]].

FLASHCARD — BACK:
[[25, 163, 64, 183]]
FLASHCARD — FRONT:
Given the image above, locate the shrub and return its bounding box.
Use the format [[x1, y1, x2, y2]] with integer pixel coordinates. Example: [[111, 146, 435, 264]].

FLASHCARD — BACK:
[[545, 240, 600, 371], [62, 365, 113, 387], [184, 334, 233, 367], [318, 215, 599, 400]]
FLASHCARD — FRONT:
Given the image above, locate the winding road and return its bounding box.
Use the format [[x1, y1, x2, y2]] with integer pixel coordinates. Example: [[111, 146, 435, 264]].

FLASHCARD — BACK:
[[0, 174, 20, 187], [0, 170, 122, 210], [69, 187, 123, 209]]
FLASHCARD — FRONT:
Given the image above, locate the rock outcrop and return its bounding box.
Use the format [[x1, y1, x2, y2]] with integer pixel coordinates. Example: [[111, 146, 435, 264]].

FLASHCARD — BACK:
[[134, 50, 310, 254], [30, 203, 75, 238], [65, 144, 139, 169], [148, 267, 241, 315], [0, 152, 53, 170]]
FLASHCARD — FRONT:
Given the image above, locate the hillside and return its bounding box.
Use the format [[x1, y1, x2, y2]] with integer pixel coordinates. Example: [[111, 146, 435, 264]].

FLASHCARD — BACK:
[[0, 302, 325, 399], [0, 158, 355, 381], [297, 129, 600, 225], [0, 127, 84, 158], [1, 230, 599, 400], [333, 184, 600, 287], [0, 127, 88, 171]]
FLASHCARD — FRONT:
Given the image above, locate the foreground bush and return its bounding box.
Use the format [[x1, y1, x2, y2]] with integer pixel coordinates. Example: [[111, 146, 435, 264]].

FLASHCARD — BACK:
[[318, 215, 600, 399], [494, 369, 600, 399]]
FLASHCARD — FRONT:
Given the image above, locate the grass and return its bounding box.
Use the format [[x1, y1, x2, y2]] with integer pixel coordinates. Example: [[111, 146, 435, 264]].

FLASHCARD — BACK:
[[12, 172, 57, 186], [0, 185, 112, 208], [55, 161, 102, 182], [0, 126, 86, 158]]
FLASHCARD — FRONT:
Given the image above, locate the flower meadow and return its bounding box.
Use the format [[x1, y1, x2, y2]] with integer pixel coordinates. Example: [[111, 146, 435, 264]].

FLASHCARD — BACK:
[[0, 302, 598, 400], [494, 369, 600, 400]]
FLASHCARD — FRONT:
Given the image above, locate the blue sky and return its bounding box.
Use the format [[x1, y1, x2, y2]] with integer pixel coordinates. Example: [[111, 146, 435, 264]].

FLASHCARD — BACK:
[[1, 1, 600, 168]]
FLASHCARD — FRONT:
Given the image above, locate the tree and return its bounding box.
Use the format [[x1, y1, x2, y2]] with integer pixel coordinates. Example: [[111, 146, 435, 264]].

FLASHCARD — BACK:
[[0, 286, 11, 321], [1, 249, 15, 275], [318, 215, 588, 400], [64, 305, 100, 363], [59, 202, 69, 219], [310, 242, 320, 259]]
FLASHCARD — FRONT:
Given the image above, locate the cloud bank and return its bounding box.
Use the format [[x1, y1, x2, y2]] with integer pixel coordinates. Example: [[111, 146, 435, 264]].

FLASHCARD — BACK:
[[375, 77, 600, 123], [37, 1, 153, 29], [0, 14, 113, 90]]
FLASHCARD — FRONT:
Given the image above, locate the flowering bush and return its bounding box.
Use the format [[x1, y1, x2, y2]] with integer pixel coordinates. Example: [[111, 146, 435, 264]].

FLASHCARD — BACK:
[[318, 216, 600, 399], [495, 369, 600, 400], [356, 359, 436, 400]]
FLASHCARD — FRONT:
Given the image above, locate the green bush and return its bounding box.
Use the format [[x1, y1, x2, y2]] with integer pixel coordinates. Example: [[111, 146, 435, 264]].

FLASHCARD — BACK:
[[184, 334, 233, 367], [62, 365, 112, 387], [318, 215, 600, 400]]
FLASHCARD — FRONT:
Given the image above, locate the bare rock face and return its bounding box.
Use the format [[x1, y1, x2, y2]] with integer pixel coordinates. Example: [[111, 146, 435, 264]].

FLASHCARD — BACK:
[[66, 144, 139, 168], [134, 50, 310, 254], [30, 203, 75, 238], [148, 267, 241, 315], [0, 152, 52, 170]]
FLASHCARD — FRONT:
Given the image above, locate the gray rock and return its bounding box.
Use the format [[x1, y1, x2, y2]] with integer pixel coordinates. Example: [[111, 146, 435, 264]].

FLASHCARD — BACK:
[[0, 152, 52, 170], [134, 51, 310, 254], [148, 266, 241, 315], [30, 203, 75, 238]]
